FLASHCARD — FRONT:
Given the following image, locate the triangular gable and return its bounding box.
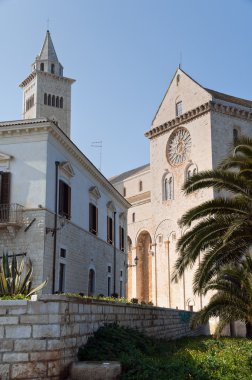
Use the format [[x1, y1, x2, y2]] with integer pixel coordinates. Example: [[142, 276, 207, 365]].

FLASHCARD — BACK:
[[107, 201, 116, 212], [59, 161, 75, 178], [89, 186, 101, 200], [151, 68, 212, 129], [0, 153, 12, 161]]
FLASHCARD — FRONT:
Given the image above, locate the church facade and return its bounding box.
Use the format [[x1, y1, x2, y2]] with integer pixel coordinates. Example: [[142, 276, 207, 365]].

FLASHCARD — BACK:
[[111, 68, 252, 310], [0, 31, 130, 296]]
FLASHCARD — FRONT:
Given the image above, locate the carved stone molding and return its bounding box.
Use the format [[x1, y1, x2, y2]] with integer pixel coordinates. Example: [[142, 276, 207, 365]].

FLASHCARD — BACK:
[[145, 100, 252, 140]]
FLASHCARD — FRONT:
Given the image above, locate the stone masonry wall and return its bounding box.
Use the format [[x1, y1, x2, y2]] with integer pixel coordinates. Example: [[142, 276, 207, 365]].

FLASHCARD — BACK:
[[0, 295, 209, 380]]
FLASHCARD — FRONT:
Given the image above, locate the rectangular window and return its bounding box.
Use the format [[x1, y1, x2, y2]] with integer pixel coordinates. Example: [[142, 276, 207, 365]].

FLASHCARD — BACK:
[[119, 226, 125, 251], [60, 248, 66, 258], [0, 172, 11, 222], [58, 263, 65, 293], [176, 101, 183, 117], [89, 203, 98, 235], [107, 276, 111, 296], [0, 172, 10, 204], [107, 216, 113, 244], [58, 180, 71, 219]]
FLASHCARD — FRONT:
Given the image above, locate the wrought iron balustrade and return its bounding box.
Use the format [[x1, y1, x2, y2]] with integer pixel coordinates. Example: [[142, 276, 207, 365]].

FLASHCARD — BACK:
[[0, 203, 24, 225]]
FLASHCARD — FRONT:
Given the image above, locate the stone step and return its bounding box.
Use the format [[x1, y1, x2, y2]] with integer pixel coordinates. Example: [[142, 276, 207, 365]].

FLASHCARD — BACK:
[[70, 361, 121, 380]]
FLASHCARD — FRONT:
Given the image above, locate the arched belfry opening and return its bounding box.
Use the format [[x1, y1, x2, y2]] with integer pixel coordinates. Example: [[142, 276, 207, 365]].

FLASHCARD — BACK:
[[136, 231, 152, 303]]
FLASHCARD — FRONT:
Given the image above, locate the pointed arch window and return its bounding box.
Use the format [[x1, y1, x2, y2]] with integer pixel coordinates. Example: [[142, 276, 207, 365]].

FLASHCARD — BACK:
[[56, 96, 59, 108], [44, 93, 47, 105], [52, 95, 55, 107], [163, 173, 174, 200], [60, 97, 63, 109], [40, 63, 44, 71], [48, 94, 51, 106], [139, 180, 143, 192], [51, 64, 55, 74]]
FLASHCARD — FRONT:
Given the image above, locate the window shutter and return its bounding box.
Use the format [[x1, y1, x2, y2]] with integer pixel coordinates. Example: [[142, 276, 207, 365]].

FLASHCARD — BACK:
[[58, 180, 64, 216], [107, 216, 110, 242], [119, 226, 122, 250], [67, 185, 71, 219], [96, 206, 98, 234], [121, 227, 124, 251], [89, 203, 93, 232], [1, 172, 10, 205]]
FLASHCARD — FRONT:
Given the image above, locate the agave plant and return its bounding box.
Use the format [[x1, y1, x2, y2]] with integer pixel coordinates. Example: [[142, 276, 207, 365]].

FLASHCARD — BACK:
[[0, 253, 47, 297]]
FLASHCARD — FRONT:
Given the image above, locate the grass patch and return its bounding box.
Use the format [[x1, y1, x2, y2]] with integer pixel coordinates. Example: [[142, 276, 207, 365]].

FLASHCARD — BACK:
[[78, 323, 252, 379]]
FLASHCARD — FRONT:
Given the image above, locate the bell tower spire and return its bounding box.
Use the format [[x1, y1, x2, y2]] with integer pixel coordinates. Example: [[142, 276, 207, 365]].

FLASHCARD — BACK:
[[19, 31, 75, 137]]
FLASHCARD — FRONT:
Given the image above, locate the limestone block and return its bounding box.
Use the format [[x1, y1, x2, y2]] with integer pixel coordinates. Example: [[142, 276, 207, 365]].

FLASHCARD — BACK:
[[70, 361, 121, 380], [32, 324, 60, 338], [0, 339, 13, 352], [14, 339, 47, 351], [5, 326, 31, 339], [0, 364, 10, 380], [11, 362, 47, 379], [47, 360, 61, 376], [20, 314, 49, 324], [30, 351, 60, 361], [3, 352, 28, 362], [0, 316, 19, 324]]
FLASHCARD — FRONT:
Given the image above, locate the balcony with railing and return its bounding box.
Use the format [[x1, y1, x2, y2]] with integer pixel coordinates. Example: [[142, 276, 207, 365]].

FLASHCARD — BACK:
[[0, 204, 24, 228]]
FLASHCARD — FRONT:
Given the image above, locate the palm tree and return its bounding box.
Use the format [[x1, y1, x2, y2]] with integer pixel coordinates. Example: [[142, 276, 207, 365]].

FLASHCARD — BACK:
[[190, 254, 252, 338], [173, 136, 252, 295]]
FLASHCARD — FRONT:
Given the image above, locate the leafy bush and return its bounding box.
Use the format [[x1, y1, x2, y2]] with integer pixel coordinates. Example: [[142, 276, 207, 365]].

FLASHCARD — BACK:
[[77, 324, 252, 379], [0, 253, 47, 297]]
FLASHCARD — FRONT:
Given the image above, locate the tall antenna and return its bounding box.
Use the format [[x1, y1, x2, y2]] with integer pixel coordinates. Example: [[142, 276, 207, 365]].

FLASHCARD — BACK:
[[91, 141, 102, 171]]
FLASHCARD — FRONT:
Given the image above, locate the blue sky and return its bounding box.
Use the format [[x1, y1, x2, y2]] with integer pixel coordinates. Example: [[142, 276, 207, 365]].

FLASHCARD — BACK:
[[0, 0, 252, 177]]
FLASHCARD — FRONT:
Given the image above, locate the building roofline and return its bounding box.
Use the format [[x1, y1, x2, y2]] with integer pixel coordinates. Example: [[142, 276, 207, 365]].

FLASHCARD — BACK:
[[110, 163, 150, 184], [0, 118, 130, 209]]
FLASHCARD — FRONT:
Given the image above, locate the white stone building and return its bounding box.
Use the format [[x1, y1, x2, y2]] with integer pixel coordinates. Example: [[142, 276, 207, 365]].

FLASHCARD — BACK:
[[0, 31, 130, 296], [111, 68, 252, 310]]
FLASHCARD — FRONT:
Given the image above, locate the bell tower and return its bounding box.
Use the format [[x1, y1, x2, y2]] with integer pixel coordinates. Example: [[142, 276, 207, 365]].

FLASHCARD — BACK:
[[19, 30, 75, 137]]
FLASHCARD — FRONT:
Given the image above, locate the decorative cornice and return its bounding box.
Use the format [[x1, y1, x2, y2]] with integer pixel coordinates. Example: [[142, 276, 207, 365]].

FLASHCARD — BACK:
[[145, 100, 252, 140], [19, 70, 75, 88], [145, 102, 211, 139]]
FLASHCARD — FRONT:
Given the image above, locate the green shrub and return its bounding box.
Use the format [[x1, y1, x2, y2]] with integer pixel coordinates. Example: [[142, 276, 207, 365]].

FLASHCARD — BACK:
[[77, 324, 252, 379]]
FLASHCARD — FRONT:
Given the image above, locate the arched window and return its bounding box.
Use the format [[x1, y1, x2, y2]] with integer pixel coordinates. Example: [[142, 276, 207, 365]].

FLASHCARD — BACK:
[[56, 96, 59, 108], [233, 128, 238, 143], [163, 173, 173, 200], [176, 101, 183, 117], [139, 181, 143, 192], [48, 94, 51, 106], [88, 269, 95, 296], [44, 93, 47, 105], [60, 97, 63, 109], [123, 187, 126, 197], [51, 64, 55, 74], [52, 95, 55, 107], [40, 63, 44, 71], [186, 164, 197, 182], [132, 213, 135, 223]]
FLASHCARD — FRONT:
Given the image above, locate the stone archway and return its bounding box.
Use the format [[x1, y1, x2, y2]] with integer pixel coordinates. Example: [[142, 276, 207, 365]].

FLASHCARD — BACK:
[[136, 231, 152, 303]]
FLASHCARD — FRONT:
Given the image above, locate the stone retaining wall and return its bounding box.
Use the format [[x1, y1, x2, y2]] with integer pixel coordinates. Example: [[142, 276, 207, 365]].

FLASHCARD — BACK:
[[0, 295, 209, 380]]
